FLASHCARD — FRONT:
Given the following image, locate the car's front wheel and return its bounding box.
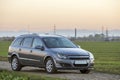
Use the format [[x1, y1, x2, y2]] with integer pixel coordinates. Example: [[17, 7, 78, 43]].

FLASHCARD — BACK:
[[80, 69, 90, 74], [45, 58, 57, 73], [11, 56, 22, 71]]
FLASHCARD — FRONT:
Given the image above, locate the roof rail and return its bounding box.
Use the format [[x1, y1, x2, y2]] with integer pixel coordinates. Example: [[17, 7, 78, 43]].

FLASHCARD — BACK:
[[19, 33, 39, 37], [54, 34, 65, 37], [19, 33, 65, 37]]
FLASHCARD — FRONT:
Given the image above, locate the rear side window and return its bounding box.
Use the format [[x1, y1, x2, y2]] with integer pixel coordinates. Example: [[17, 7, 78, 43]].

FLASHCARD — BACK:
[[22, 37, 33, 48], [12, 38, 23, 46]]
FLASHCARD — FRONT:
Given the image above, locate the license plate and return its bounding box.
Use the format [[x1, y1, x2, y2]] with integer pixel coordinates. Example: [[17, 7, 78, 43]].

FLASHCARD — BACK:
[[75, 60, 87, 64]]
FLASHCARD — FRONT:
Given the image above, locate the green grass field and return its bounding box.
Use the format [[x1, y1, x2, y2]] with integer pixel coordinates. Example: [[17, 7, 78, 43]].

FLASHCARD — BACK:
[[0, 41, 120, 74], [0, 41, 11, 56], [75, 41, 120, 74]]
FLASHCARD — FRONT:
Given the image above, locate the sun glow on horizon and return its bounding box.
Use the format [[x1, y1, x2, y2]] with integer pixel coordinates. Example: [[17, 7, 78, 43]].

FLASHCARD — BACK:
[[0, 0, 120, 31]]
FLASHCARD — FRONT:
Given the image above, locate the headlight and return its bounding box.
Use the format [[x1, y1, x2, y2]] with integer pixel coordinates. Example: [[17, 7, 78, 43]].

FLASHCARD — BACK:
[[57, 53, 67, 59], [88, 52, 94, 63]]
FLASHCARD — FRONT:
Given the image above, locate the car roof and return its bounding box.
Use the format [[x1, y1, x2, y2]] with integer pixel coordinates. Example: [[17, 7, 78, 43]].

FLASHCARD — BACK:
[[18, 33, 64, 38]]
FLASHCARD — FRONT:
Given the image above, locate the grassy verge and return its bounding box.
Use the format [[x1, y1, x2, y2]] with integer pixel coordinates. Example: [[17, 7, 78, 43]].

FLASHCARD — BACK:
[[0, 70, 65, 80], [0, 41, 11, 57], [0, 56, 8, 61], [95, 61, 120, 74]]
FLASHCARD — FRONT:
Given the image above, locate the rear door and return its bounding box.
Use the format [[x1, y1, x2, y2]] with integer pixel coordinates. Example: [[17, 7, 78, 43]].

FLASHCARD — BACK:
[[19, 37, 34, 65]]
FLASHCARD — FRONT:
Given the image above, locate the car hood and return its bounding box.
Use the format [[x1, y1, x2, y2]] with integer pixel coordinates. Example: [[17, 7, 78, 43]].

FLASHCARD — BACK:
[[50, 48, 89, 56]]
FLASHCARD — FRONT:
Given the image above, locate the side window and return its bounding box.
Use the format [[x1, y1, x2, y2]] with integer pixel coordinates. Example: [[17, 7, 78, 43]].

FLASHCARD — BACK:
[[12, 38, 23, 46], [32, 38, 43, 48], [22, 37, 33, 48]]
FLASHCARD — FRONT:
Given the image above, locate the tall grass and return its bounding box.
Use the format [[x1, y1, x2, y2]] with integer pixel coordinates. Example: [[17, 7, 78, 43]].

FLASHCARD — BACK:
[[0, 70, 65, 80]]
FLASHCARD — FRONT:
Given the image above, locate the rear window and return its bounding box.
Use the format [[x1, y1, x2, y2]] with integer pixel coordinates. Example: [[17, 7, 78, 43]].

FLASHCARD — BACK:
[[12, 38, 23, 46]]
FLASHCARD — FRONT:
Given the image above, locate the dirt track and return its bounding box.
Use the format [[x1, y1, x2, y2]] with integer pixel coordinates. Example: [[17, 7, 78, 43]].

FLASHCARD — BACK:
[[0, 61, 120, 80]]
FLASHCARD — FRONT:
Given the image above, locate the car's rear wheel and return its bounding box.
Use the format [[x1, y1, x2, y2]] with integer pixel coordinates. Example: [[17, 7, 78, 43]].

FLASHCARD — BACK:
[[11, 56, 22, 71], [80, 69, 90, 74], [45, 58, 57, 73]]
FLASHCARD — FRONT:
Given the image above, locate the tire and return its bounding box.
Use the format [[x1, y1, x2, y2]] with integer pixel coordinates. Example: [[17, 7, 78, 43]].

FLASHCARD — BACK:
[[80, 69, 90, 74], [11, 56, 22, 71], [45, 58, 57, 73]]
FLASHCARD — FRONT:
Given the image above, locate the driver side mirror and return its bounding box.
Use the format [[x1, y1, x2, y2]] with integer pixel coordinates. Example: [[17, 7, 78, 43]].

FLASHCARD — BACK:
[[35, 45, 45, 51], [77, 45, 81, 48]]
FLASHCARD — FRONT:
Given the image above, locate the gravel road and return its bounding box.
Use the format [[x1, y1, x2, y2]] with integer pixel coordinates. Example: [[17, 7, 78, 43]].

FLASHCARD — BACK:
[[0, 61, 120, 80]]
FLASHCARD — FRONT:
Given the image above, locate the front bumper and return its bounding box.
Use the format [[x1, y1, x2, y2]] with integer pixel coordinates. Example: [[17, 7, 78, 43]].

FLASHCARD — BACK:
[[54, 58, 94, 70]]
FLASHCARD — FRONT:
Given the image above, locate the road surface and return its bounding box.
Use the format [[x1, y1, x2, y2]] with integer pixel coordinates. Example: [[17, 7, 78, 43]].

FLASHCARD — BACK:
[[0, 61, 120, 80]]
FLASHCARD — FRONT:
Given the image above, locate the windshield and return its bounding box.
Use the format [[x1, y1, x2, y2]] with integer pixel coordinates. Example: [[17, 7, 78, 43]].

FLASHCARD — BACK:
[[43, 37, 77, 48]]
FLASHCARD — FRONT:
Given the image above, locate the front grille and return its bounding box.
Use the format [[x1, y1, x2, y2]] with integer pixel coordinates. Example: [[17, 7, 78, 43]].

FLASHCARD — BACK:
[[69, 57, 89, 60], [74, 64, 88, 67], [68, 56, 89, 60]]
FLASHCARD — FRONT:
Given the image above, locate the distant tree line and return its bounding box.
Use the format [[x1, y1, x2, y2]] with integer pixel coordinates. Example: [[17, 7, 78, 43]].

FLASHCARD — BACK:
[[0, 37, 15, 41], [0, 33, 120, 42], [70, 33, 120, 42]]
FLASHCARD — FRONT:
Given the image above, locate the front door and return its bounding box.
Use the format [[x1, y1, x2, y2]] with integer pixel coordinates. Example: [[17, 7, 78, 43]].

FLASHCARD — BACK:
[[30, 37, 46, 67]]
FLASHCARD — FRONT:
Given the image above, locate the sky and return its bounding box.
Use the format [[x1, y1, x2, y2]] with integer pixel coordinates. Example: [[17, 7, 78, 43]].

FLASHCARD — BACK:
[[0, 0, 120, 32]]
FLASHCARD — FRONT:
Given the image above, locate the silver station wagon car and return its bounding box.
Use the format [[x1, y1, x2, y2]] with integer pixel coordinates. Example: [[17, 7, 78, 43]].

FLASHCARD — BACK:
[[8, 34, 94, 73]]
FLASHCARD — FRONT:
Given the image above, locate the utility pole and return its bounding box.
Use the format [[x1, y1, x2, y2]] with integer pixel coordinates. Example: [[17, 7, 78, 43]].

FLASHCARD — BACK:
[[54, 24, 56, 34], [75, 28, 77, 39], [102, 25, 104, 35], [101, 25, 104, 39], [105, 27, 109, 41]]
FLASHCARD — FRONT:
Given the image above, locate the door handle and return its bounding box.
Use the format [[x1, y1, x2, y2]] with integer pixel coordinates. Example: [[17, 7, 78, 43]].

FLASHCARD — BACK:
[[19, 48, 21, 51], [30, 50, 32, 53]]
